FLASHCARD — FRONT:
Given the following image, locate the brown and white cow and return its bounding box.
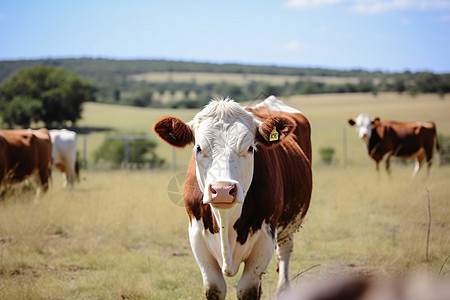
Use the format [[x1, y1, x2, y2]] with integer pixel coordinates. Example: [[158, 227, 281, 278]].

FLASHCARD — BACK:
[[0, 129, 52, 198], [153, 96, 312, 299], [348, 113, 440, 178]]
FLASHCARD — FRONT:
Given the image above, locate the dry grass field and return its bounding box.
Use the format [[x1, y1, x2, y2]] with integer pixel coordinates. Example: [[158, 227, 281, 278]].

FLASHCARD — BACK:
[[0, 93, 449, 299]]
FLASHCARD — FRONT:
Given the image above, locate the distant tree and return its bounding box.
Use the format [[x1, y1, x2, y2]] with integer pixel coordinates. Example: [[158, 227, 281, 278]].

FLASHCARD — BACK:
[[414, 72, 440, 93], [393, 74, 407, 94], [124, 87, 154, 107], [113, 89, 121, 102], [261, 83, 280, 97], [0, 65, 95, 128]]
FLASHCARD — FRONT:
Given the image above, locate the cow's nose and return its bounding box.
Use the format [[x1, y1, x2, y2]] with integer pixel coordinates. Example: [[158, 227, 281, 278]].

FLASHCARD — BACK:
[[209, 183, 237, 204]]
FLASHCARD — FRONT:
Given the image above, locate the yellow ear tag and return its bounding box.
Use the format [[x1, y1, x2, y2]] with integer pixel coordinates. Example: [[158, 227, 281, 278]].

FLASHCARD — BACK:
[[269, 126, 279, 142]]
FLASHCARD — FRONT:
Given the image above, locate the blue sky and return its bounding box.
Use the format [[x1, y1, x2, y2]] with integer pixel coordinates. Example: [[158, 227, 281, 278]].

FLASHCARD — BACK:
[[1, 0, 450, 73]]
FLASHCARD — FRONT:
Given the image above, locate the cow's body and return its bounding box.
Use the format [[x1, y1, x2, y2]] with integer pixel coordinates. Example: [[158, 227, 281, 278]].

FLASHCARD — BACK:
[[348, 113, 439, 177], [0, 129, 52, 198], [49, 129, 79, 189], [154, 96, 312, 299]]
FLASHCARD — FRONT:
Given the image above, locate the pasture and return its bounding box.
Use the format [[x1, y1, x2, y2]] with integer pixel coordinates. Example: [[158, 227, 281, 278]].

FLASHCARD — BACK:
[[0, 93, 449, 299], [129, 71, 360, 86]]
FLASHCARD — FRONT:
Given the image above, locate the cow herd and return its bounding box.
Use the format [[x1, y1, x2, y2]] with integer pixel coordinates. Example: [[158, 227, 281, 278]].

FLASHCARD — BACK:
[[0, 128, 79, 198], [154, 96, 441, 300], [0, 96, 441, 299]]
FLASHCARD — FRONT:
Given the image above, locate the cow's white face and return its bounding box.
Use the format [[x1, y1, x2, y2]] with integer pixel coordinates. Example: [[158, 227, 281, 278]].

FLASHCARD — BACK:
[[153, 97, 297, 209], [352, 113, 372, 143], [189, 101, 257, 206]]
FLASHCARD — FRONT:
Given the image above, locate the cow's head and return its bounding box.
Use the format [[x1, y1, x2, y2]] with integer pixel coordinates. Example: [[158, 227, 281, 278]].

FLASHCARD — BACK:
[[153, 98, 296, 208], [348, 113, 380, 144]]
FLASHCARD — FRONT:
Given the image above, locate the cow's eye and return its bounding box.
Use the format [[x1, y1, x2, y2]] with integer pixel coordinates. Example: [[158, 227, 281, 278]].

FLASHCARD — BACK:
[[196, 145, 202, 154], [248, 145, 254, 153]]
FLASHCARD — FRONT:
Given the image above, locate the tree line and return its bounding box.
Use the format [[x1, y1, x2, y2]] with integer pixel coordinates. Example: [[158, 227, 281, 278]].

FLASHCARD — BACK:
[[0, 59, 449, 127], [122, 71, 450, 109]]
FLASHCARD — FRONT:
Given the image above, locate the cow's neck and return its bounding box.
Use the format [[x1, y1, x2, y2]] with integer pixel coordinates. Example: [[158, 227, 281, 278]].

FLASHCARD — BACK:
[[211, 204, 243, 276]]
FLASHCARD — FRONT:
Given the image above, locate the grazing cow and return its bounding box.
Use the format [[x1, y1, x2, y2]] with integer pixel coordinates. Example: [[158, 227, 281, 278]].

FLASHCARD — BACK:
[[49, 129, 79, 189], [153, 96, 312, 299], [0, 129, 52, 198], [348, 113, 440, 178]]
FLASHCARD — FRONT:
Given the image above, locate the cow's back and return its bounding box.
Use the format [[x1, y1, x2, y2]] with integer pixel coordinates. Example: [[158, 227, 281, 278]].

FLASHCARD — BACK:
[[370, 121, 437, 159]]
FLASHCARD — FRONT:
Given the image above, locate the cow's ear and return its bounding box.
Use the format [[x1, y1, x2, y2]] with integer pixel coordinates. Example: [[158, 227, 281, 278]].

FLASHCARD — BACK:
[[153, 117, 194, 148], [372, 117, 380, 125], [256, 116, 296, 147], [348, 119, 356, 126]]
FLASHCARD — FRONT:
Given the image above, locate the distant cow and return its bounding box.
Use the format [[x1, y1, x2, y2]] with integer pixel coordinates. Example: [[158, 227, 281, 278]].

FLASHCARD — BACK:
[[348, 113, 439, 178], [0, 129, 52, 198], [49, 129, 79, 189], [153, 96, 312, 299]]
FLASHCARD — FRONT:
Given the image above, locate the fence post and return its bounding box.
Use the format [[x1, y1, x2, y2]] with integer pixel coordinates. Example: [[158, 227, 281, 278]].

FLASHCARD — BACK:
[[124, 138, 130, 168], [83, 135, 88, 169], [343, 127, 347, 167], [88, 134, 175, 169]]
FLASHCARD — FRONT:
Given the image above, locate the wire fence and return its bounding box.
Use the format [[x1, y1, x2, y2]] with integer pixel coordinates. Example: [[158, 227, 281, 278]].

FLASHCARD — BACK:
[[80, 130, 450, 171], [79, 134, 176, 170]]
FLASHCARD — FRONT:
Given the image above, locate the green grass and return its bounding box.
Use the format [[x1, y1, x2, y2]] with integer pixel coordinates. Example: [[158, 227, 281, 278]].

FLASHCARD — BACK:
[[1, 93, 449, 299]]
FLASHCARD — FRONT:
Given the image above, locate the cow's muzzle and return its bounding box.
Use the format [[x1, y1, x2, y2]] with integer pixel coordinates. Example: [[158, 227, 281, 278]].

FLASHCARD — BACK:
[[209, 182, 237, 204]]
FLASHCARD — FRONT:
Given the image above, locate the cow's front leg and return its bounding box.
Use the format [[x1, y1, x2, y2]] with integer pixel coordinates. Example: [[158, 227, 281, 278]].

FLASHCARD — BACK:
[[413, 153, 425, 179], [385, 156, 391, 175], [189, 220, 226, 300], [373, 160, 380, 172], [237, 227, 275, 300]]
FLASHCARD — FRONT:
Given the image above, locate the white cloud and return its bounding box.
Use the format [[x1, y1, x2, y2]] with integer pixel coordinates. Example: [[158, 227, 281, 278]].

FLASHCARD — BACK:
[[286, 40, 311, 51], [284, 0, 450, 13], [348, 0, 450, 14], [284, 0, 343, 8], [417, 1, 450, 10], [351, 0, 413, 14]]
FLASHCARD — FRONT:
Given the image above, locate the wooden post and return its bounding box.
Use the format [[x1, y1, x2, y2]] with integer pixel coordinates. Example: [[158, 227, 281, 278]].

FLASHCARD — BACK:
[[83, 135, 88, 169], [124, 138, 130, 168], [343, 127, 347, 167]]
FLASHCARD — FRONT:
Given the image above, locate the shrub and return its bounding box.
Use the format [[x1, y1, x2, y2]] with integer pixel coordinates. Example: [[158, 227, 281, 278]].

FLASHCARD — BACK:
[[319, 147, 335, 165], [438, 135, 450, 165], [94, 137, 164, 169]]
